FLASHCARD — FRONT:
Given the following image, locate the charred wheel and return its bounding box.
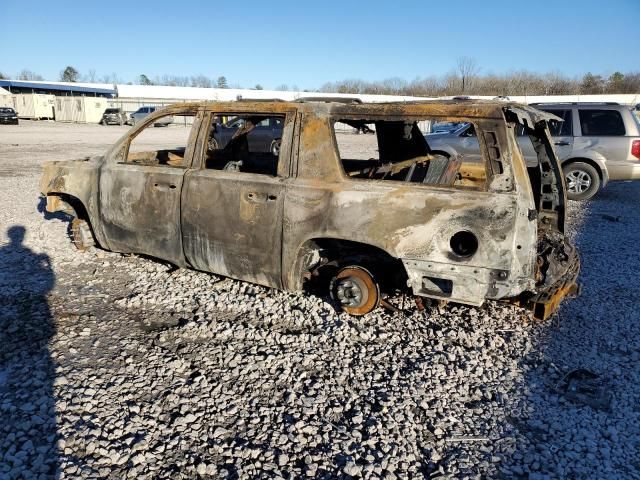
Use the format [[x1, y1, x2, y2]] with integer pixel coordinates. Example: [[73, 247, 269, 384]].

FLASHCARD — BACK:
[[70, 218, 95, 251], [330, 266, 380, 316]]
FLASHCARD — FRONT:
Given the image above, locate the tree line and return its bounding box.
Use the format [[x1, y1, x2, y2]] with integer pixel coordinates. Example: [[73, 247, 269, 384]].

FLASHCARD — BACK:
[[0, 66, 245, 90], [318, 57, 640, 96], [319, 71, 640, 97], [1, 60, 639, 95]]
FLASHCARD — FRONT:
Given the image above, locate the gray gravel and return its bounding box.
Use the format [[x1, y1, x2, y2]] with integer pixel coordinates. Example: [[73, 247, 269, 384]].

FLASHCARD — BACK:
[[1, 121, 639, 479]]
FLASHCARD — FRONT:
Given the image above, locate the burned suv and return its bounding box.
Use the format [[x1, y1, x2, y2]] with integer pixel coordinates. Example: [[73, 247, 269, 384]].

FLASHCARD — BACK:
[[41, 99, 580, 320]]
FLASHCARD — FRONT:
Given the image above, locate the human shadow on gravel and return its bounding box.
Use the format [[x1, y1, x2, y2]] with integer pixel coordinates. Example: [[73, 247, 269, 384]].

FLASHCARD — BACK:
[[0, 226, 59, 478], [499, 182, 640, 479]]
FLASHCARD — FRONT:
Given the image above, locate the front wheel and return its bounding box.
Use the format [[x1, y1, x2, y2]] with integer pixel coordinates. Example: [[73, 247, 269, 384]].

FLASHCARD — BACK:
[[70, 218, 95, 251], [330, 266, 380, 316], [563, 162, 600, 201]]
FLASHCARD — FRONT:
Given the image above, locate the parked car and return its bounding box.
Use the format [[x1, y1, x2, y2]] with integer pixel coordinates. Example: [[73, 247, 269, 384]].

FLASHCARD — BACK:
[[41, 99, 580, 320], [430, 121, 468, 134], [209, 115, 283, 155], [100, 108, 127, 125], [427, 102, 640, 200], [0, 107, 18, 125], [100, 108, 127, 126], [129, 106, 173, 127]]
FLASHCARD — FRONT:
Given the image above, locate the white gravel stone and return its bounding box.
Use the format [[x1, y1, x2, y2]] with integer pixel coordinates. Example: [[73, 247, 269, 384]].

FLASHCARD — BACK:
[[1, 122, 638, 479]]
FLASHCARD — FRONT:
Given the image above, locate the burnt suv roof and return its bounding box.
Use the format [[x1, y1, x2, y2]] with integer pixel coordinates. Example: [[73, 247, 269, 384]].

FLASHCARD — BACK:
[[151, 98, 559, 124]]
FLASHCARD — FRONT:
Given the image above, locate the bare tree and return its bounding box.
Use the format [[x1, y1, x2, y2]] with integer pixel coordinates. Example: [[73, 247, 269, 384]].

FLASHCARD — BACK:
[[456, 57, 479, 93], [174, 76, 190, 87], [442, 72, 460, 95], [17, 69, 44, 81], [542, 72, 579, 95], [381, 77, 408, 95], [617, 72, 640, 93], [190, 75, 212, 88], [216, 76, 228, 89], [405, 76, 440, 96], [84, 69, 97, 82], [580, 72, 605, 94], [152, 75, 189, 87], [101, 72, 121, 85], [319, 81, 337, 93]]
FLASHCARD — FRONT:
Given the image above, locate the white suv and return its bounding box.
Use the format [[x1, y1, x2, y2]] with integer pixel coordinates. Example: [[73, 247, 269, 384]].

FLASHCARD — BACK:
[[128, 106, 173, 127], [526, 103, 640, 200], [427, 103, 640, 200]]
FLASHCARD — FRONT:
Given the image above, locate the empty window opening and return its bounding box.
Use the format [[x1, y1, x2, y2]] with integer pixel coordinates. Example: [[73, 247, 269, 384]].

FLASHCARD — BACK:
[[333, 118, 487, 189], [126, 112, 197, 167], [205, 114, 284, 176]]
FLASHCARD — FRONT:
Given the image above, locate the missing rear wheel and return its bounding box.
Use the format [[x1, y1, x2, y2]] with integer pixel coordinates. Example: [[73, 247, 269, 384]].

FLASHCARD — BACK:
[[330, 266, 380, 316]]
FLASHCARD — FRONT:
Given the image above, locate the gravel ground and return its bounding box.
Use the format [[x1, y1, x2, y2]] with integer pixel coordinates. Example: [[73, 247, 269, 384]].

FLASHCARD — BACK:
[[1, 121, 639, 479]]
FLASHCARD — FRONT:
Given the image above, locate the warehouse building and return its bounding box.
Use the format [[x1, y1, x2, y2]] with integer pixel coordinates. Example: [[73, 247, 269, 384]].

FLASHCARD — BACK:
[[0, 80, 116, 97], [0, 80, 116, 121]]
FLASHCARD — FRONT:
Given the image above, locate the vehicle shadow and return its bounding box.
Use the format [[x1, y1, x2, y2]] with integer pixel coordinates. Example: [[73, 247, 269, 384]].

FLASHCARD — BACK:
[[0, 226, 59, 478], [500, 182, 640, 478]]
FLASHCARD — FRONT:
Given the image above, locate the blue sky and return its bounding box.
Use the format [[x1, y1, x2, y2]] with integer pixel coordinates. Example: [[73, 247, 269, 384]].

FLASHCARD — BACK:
[[1, 0, 638, 89]]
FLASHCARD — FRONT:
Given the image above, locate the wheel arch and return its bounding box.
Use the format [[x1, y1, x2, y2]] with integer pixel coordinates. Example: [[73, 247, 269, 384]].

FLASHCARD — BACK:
[[288, 237, 407, 291], [562, 156, 609, 186], [45, 192, 90, 220], [45, 193, 101, 247]]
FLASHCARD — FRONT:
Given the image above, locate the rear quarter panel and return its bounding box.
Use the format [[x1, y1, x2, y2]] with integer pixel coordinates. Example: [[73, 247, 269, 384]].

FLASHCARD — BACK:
[[283, 112, 538, 305], [40, 158, 106, 245]]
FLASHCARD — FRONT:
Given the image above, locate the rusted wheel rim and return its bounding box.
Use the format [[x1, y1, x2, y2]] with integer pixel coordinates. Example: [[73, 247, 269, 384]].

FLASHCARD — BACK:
[[333, 266, 380, 316]]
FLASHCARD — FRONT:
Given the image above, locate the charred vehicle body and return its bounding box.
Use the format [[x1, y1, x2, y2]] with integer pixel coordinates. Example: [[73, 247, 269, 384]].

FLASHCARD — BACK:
[[41, 99, 580, 319]]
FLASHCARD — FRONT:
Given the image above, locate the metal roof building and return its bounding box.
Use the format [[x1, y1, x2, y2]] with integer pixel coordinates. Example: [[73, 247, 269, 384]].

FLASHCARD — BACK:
[[0, 80, 116, 97]]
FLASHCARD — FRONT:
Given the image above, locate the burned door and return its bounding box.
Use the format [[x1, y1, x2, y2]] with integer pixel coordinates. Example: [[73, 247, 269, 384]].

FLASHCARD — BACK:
[[98, 110, 202, 265], [181, 112, 295, 288]]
